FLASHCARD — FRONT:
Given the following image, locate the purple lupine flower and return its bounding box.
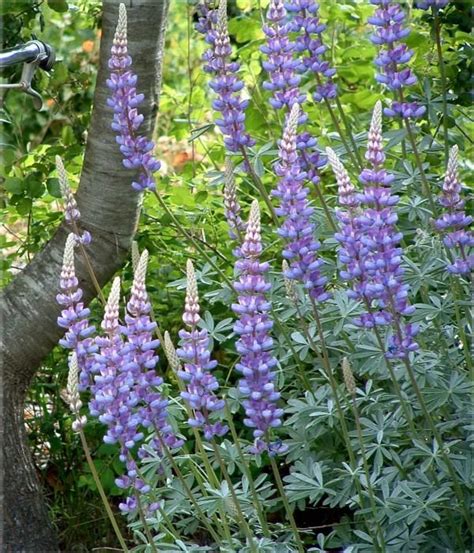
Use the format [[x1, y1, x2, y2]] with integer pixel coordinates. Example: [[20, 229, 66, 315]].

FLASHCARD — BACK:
[[261, 0, 325, 183], [199, 0, 255, 153], [106, 4, 160, 191], [273, 104, 330, 302], [56, 156, 91, 245], [329, 102, 418, 358], [176, 260, 228, 440], [122, 250, 183, 453], [416, 0, 449, 9], [286, 0, 337, 103], [57, 233, 97, 391], [368, 1, 425, 119], [223, 158, 245, 240], [232, 200, 286, 455], [434, 146, 474, 275], [261, 0, 304, 111]]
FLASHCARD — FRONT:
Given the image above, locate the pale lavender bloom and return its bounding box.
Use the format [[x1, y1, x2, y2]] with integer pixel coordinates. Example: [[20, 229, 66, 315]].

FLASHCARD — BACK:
[[416, 0, 449, 9], [369, 1, 425, 119], [261, 0, 304, 111], [177, 260, 227, 440], [66, 352, 87, 432], [56, 233, 96, 391], [106, 4, 160, 191], [434, 146, 474, 275], [199, 0, 255, 153], [232, 201, 286, 455], [286, 0, 337, 102], [56, 156, 91, 245], [328, 103, 418, 358], [273, 104, 329, 302]]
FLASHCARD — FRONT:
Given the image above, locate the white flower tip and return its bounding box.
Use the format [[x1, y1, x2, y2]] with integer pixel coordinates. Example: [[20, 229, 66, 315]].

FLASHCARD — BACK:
[[342, 357, 356, 396], [218, 0, 227, 27], [282, 259, 289, 271], [164, 331, 180, 370], [107, 276, 121, 310], [117, 3, 127, 33], [63, 233, 76, 269], [186, 259, 198, 299], [67, 352, 79, 396], [135, 249, 149, 283], [224, 157, 235, 186], [246, 200, 261, 237], [370, 101, 383, 133], [131, 241, 140, 272]]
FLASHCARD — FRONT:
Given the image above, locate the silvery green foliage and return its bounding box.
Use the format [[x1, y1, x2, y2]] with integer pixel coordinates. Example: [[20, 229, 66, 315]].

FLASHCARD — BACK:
[[62, 2, 471, 551]]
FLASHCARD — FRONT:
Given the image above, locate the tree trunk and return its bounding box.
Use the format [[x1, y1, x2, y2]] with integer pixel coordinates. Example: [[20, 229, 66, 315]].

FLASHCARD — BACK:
[[0, 1, 169, 550]]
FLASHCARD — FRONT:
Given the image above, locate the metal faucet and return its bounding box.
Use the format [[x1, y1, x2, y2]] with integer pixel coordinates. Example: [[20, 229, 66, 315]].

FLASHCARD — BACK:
[[0, 40, 56, 110]]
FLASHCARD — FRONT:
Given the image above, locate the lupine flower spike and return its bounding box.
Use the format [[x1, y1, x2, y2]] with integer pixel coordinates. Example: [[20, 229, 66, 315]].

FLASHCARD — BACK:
[[434, 146, 474, 275], [57, 233, 96, 391], [273, 103, 329, 302], [328, 103, 418, 358], [56, 156, 91, 245], [163, 331, 180, 372], [416, 0, 449, 9], [369, 1, 425, 119], [107, 3, 160, 191], [66, 352, 88, 432], [286, 0, 337, 103], [198, 0, 255, 153], [232, 200, 286, 455], [177, 260, 228, 440], [261, 0, 325, 183], [223, 158, 245, 240]]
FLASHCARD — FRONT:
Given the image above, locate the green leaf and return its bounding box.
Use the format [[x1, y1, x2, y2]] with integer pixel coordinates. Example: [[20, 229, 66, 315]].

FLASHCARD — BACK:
[[47, 0, 68, 13], [4, 177, 24, 195], [47, 178, 61, 198]]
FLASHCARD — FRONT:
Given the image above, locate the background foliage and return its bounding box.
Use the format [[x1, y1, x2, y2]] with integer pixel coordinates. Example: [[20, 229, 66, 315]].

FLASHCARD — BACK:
[[0, 0, 472, 551]]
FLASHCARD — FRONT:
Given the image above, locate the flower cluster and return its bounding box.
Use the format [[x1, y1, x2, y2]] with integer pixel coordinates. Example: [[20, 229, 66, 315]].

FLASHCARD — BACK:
[[261, 0, 325, 183], [88, 255, 181, 512], [273, 103, 329, 302], [328, 102, 418, 358], [106, 3, 160, 191], [223, 158, 245, 240], [176, 260, 228, 440], [287, 0, 337, 103], [368, 1, 425, 119], [232, 201, 286, 455], [434, 146, 474, 275], [199, 0, 255, 153], [56, 233, 97, 390], [56, 156, 91, 245], [416, 0, 449, 9], [261, 0, 304, 111]]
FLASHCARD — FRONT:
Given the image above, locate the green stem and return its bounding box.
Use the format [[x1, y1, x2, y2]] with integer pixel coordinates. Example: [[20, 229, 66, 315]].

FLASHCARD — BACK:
[[224, 401, 271, 538], [267, 452, 305, 553], [152, 189, 233, 288], [240, 146, 279, 226], [348, 395, 386, 552], [210, 440, 258, 553], [433, 11, 450, 165], [158, 437, 223, 545], [78, 430, 129, 552], [334, 95, 365, 169], [135, 492, 158, 553]]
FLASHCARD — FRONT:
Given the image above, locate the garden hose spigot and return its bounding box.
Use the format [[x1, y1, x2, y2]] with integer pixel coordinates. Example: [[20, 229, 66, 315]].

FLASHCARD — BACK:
[[0, 39, 56, 110]]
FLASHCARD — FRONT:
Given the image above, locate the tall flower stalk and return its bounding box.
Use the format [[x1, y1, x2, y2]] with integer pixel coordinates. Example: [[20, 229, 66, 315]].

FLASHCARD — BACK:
[[434, 146, 473, 275], [369, 0, 425, 119], [107, 3, 160, 192], [177, 260, 228, 440], [57, 233, 97, 391], [232, 200, 286, 455], [273, 103, 329, 303]]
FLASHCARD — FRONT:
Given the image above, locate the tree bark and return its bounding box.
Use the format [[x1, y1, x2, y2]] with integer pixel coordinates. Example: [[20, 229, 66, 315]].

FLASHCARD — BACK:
[[0, 1, 169, 550]]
